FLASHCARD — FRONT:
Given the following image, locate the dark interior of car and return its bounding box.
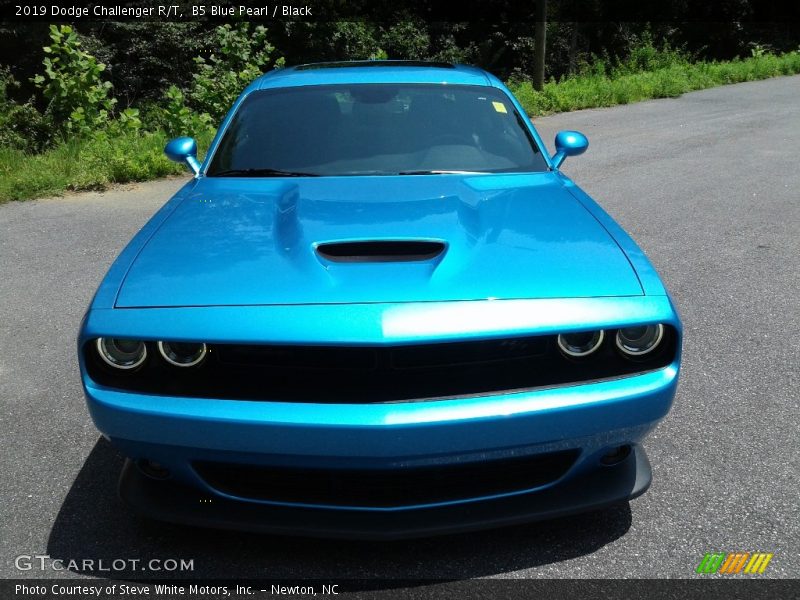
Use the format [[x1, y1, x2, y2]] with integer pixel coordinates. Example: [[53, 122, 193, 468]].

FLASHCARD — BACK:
[[209, 84, 545, 175]]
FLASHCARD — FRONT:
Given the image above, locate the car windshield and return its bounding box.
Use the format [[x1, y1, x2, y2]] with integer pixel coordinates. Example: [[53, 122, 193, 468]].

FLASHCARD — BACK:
[[206, 83, 548, 177]]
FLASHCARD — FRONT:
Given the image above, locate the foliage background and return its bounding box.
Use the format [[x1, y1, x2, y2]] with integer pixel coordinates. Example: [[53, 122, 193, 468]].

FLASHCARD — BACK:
[[3, 1, 798, 108], [0, 0, 798, 201]]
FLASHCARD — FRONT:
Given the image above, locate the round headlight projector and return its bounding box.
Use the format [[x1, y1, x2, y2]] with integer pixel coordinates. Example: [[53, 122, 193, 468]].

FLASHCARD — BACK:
[[96, 338, 147, 370], [615, 324, 664, 357], [157, 341, 208, 367], [557, 330, 605, 358]]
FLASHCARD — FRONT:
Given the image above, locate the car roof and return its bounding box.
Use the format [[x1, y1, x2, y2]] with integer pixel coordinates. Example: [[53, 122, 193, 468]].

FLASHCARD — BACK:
[[254, 60, 494, 90]]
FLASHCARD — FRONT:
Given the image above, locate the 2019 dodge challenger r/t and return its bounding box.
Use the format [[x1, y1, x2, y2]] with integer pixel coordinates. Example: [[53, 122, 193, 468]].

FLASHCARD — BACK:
[[78, 61, 682, 539]]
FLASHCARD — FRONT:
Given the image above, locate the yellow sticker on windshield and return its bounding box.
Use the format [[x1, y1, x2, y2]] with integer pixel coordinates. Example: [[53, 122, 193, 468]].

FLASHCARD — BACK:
[[492, 101, 508, 113]]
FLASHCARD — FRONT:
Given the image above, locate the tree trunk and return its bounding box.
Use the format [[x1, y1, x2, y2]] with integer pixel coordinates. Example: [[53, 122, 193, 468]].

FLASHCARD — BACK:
[[533, 0, 547, 91], [568, 22, 578, 74]]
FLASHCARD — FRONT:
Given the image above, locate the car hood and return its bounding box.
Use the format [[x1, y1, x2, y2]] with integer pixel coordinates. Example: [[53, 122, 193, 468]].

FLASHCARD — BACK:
[[115, 173, 642, 307]]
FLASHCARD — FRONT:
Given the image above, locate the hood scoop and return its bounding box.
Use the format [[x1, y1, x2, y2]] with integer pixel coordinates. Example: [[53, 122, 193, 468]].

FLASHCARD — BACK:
[[316, 240, 446, 263]]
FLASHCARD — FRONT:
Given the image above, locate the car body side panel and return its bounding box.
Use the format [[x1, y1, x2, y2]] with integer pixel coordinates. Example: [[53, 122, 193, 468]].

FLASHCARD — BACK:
[[558, 175, 669, 297], [89, 178, 198, 310]]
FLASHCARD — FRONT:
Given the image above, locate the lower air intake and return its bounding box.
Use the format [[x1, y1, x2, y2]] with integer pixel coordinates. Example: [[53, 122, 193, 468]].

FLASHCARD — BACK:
[[193, 450, 579, 508]]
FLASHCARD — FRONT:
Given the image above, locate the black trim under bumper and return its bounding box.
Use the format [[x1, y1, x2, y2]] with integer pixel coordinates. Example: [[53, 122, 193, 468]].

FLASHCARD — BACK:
[[118, 445, 651, 540]]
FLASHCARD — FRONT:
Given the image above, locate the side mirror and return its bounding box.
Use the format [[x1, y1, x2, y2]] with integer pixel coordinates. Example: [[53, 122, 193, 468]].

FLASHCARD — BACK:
[[551, 130, 588, 169], [164, 137, 200, 175]]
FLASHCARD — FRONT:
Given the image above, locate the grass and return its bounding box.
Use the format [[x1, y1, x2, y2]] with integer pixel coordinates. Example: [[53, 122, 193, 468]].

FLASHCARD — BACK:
[[510, 50, 800, 116], [0, 128, 215, 203], [1, 49, 799, 203]]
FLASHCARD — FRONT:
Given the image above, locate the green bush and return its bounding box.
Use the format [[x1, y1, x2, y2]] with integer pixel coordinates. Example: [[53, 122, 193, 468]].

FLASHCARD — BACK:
[[3, 25, 800, 204], [160, 85, 213, 138], [510, 49, 800, 117], [0, 68, 55, 153], [612, 33, 692, 76], [0, 102, 55, 153], [0, 127, 216, 202], [32, 25, 116, 135], [189, 24, 284, 122], [115, 107, 142, 132], [380, 20, 430, 60]]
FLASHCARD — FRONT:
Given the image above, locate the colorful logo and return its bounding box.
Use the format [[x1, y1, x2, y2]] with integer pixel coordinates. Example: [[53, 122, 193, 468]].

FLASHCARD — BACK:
[[696, 552, 774, 575]]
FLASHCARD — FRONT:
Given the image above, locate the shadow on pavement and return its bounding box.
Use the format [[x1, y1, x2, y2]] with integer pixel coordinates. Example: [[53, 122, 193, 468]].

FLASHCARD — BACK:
[[47, 438, 632, 581]]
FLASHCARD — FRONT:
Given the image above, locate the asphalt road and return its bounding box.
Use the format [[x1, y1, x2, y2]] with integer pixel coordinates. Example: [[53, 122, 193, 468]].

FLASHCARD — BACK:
[[1, 75, 798, 582]]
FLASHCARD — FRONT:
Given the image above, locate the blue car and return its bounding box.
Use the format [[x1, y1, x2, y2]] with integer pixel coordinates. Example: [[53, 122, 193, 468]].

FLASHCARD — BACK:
[[78, 61, 681, 539]]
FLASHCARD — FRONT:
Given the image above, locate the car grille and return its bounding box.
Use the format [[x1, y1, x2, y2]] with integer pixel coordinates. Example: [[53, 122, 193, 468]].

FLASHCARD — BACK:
[[192, 450, 579, 508], [85, 329, 676, 403]]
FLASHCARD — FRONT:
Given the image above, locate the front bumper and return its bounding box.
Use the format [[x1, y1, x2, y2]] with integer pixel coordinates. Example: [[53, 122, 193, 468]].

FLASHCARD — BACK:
[[85, 364, 677, 537], [80, 297, 681, 537], [118, 444, 651, 540]]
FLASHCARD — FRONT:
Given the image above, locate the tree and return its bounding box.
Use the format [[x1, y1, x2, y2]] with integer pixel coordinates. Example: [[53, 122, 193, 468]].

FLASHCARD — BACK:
[[533, 0, 547, 90], [32, 25, 116, 135]]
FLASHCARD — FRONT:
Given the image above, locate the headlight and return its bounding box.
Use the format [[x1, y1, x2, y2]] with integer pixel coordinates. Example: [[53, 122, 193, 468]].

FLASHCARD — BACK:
[[615, 324, 664, 357], [157, 341, 208, 367], [96, 338, 147, 370], [557, 330, 605, 358]]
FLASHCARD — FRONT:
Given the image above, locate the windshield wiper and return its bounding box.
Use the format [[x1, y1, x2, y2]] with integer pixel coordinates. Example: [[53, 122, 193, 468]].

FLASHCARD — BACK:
[[396, 170, 488, 175], [210, 168, 320, 177]]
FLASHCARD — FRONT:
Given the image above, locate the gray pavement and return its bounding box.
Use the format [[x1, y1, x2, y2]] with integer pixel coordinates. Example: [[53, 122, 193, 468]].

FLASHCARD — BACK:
[[1, 75, 798, 581]]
